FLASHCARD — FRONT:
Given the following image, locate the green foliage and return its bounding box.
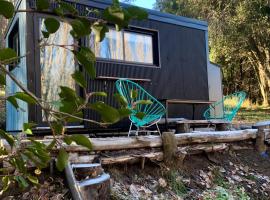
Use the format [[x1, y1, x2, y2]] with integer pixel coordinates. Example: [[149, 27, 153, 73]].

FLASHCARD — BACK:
[[135, 112, 145, 120], [156, 0, 270, 106], [91, 92, 108, 97], [114, 93, 128, 107], [74, 47, 96, 79], [72, 71, 87, 88], [13, 92, 37, 104], [0, 73, 5, 86], [57, 2, 78, 15], [0, 0, 14, 19], [91, 22, 109, 42], [69, 135, 92, 150], [0, 130, 14, 147], [6, 96, 19, 109], [89, 101, 121, 123], [0, 48, 17, 63], [56, 149, 69, 171], [44, 18, 60, 33], [36, 0, 49, 10], [165, 171, 188, 196], [0, 0, 149, 194], [23, 123, 37, 135]]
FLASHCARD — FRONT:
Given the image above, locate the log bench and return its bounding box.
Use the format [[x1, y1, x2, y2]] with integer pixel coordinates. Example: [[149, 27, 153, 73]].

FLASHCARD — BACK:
[[176, 119, 231, 133]]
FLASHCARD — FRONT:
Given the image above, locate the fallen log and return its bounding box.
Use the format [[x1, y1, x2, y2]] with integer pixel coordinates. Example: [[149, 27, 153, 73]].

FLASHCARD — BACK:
[[0, 129, 258, 153], [71, 143, 254, 165]]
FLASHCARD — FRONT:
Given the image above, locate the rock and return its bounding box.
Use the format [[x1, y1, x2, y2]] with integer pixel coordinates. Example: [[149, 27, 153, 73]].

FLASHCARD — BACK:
[[158, 178, 167, 188], [232, 175, 242, 182], [129, 184, 141, 199]]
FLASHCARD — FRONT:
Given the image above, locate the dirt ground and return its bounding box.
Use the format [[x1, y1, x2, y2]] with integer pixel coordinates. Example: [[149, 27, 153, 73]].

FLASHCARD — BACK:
[[107, 149, 270, 200], [1, 149, 270, 200]]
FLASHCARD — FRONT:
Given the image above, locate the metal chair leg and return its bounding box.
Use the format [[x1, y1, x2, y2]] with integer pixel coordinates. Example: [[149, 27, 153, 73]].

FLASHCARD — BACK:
[[156, 123, 161, 136], [128, 122, 133, 137]]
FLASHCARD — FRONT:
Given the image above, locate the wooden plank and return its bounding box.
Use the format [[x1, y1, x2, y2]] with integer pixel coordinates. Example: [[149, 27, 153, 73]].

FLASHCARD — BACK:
[[96, 76, 151, 82], [176, 120, 230, 124], [166, 99, 215, 104]]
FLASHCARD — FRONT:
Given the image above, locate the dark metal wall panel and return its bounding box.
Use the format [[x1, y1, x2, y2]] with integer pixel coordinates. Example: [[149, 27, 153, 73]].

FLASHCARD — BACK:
[[26, 0, 209, 130], [85, 18, 209, 128]]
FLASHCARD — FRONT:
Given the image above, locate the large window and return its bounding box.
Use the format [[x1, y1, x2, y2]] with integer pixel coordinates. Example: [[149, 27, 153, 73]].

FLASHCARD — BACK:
[[89, 28, 157, 65], [39, 19, 76, 119]]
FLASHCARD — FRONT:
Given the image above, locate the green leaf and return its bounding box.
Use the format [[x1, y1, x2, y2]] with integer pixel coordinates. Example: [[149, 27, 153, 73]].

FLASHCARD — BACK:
[[118, 108, 132, 118], [89, 101, 120, 123], [59, 86, 78, 101], [91, 22, 109, 42], [135, 112, 145, 120], [103, 6, 127, 31], [63, 136, 72, 145], [46, 139, 57, 150], [36, 0, 49, 10], [91, 92, 107, 97], [114, 93, 128, 107], [0, 176, 11, 194], [23, 123, 37, 135], [51, 122, 65, 135], [70, 18, 91, 39], [72, 71, 87, 88], [0, 130, 14, 147], [59, 2, 78, 15], [126, 6, 148, 20], [13, 92, 37, 104], [134, 100, 152, 105], [130, 89, 138, 99], [56, 149, 69, 171], [44, 18, 60, 34], [0, 48, 17, 63], [75, 47, 96, 79], [70, 135, 92, 150], [0, 73, 5, 86], [27, 175, 39, 185], [0, 0, 14, 19], [7, 96, 19, 109], [42, 31, 50, 38], [14, 176, 29, 189]]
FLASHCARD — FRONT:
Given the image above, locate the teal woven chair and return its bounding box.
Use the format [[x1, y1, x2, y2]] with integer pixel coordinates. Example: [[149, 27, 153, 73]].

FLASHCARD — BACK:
[[203, 91, 246, 122], [115, 79, 166, 137]]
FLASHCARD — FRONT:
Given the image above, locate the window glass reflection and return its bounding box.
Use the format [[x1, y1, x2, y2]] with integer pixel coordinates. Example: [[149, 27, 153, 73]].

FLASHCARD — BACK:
[[40, 19, 75, 120]]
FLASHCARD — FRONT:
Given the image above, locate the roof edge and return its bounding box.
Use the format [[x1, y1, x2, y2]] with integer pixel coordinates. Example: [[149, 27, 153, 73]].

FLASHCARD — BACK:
[[68, 0, 208, 31]]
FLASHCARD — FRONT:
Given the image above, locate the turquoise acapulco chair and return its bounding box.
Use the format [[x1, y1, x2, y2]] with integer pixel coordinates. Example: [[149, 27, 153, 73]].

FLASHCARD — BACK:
[[203, 91, 247, 122], [115, 79, 166, 137]]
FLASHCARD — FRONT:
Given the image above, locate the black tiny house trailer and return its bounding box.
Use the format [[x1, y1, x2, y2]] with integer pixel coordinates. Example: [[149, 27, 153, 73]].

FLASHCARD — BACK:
[[6, 0, 220, 133]]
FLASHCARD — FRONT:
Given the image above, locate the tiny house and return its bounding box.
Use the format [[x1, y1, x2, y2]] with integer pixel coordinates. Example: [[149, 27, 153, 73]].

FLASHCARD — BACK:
[[5, 0, 222, 132]]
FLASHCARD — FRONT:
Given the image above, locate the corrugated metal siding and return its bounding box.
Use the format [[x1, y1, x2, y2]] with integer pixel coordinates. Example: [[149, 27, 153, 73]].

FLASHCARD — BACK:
[[85, 19, 209, 128], [26, 0, 209, 130]]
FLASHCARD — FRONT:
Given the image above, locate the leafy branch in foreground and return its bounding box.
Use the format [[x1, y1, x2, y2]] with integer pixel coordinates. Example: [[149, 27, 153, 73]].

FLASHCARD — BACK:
[[0, 0, 148, 193]]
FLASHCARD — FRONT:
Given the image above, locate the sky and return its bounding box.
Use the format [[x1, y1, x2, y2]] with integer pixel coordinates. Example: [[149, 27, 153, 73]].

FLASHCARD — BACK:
[[126, 0, 156, 9]]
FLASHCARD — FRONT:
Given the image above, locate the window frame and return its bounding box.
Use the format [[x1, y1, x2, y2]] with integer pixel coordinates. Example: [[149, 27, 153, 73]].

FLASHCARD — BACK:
[[8, 19, 20, 71], [91, 26, 161, 68]]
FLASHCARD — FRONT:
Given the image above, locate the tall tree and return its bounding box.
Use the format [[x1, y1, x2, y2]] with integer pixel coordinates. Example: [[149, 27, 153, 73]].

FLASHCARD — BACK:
[[156, 0, 270, 106]]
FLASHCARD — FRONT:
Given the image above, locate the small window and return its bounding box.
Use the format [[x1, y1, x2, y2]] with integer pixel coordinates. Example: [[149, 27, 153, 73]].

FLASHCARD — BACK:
[[89, 28, 158, 66], [8, 20, 20, 71]]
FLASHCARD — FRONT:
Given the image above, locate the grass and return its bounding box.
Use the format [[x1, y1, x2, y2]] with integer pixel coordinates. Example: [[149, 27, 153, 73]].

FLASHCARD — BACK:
[[234, 107, 270, 124], [165, 171, 188, 197], [224, 97, 270, 124]]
